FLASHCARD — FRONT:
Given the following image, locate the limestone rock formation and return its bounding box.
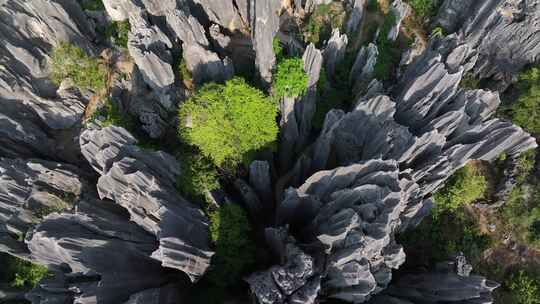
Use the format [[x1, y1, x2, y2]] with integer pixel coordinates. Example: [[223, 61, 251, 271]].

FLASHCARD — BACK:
[[435, 0, 540, 88], [250, 0, 282, 86], [346, 0, 367, 34], [80, 126, 214, 282], [323, 29, 348, 77]]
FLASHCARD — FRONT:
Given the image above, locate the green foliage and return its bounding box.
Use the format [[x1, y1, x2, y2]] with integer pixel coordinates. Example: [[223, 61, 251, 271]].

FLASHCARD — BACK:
[[501, 67, 540, 134], [374, 12, 401, 81], [105, 20, 130, 48], [501, 186, 540, 248], [207, 204, 256, 287], [516, 149, 536, 183], [273, 58, 309, 99], [91, 98, 135, 129], [367, 0, 380, 12], [508, 271, 540, 304], [304, 3, 346, 45], [460, 73, 482, 89], [34, 193, 76, 219], [433, 165, 487, 215], [50, 42, 107, 92], [176, 150, 220, 206], [8, 258, 49, 289], [431, 26, 445, 37], [178, 77, 278, 167], [407, 0, 436, 18], [399, 208, 492, 265], [273, 37, 283, 61], [81, 0, 104, 11]]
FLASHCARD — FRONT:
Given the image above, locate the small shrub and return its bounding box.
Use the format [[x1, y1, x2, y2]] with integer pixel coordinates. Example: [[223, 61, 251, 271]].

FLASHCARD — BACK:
[[105, 20, 130, 48], [374, 12, 401, 81], [8, 258, 49, 289], [516, 149, 536, 183], [176, 150, 220, 206], [207, 203, 256, 287], [81, 0, 104, 11], [433, 164, 487, 215], [508, 271, 540, 304], [178, 77, 278, 167], [91, 98, 135, 129], [407, 0, 436, 18], [501, 67, 540, 134], [273, 37, 283, 61], [367, 0, 380, 12], [50, 42, 107, 92], [431, 26, 445, 37], [273, 58, 309, 99], [460, 73, 482, 89]]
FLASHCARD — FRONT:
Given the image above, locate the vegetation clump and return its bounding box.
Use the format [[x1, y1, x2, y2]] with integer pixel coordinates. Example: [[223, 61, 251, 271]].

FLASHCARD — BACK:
[[373, 12, 401, 81], [50, 42, 107, 92], [406, 0, 437, 18], [500, 67, 540, 134], [0, 255, 49, 289], [508, 270, 540, 304], [304, 2, 346, 45], [433, 164, 487, 215], [206, 203, 256, 287], [273, 58, 309, 99], [176, 150, 220, 206], [105, 20, 130, 48], [91, 98, 135, 129], [178, 77, 278, 167], [81, 0, 104, 11]]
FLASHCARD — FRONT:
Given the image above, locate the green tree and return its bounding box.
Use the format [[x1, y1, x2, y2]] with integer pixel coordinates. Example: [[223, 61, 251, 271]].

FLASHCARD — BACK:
[[407, 0, 436, 18], [7, 258, 49, 289], [304, 3, 346, 45], [49, 42, 107, 92], [176, 150, 220, 206], [508, 271, 540, 304], [105, 20, 130, 48], [206, 203, 256, 287], [501, 67, 540, 134], [178, 77, 278, 167], [273, 58, 309, 99], [433, 164, 487, 215]]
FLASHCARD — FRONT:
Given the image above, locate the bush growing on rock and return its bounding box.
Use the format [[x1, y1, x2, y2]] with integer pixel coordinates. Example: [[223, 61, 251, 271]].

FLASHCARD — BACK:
[[406, 0, 436, 18], [207, 203, 256, 287], [508, 270, 540, 304], [176, 150, 220, 206], [105, 20, 130, 48], [178, 77, 278, 167], [50, 42, 107, 92], [273, 58, 309, 99], [1, 255, 49, 289], [501, 67, 540, 135], [304, 2, 346, 45], [433, 164, 487, 215]]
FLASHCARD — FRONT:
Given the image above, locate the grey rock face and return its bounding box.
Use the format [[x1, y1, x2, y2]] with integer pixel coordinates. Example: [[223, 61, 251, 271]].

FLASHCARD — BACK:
[[26, 198, 169, 304], [250, 0, 282, 86], [247, 237, 321, 304], [346, 0, 367, 34], [128, 12, 175, 108], [388, 0, 410, 41], [350, 43, 379, 97], [0, 0, 95, 158], [278, 44, 323, 171], [0, 158, 82, 259], [166, 8, 234, 85], [80, 126, 214, 282], [435, 0, 540, 88], [323, 29, 348, 77], [191, 0, 247, 31], [250, 160, 408, 303]]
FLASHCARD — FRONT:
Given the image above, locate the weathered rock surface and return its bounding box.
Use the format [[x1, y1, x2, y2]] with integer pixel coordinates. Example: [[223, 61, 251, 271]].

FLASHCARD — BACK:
[[26, 198, 170, 304], [323, 29, 348, 77], [166, 8, 234, 85], [128, 12, 175, 108], [387, 0, 410, 41], [278, 44, 323, 171], [80, 126, 214, 282], [0, 158, 82, 259], [191, 0, 247, 31], [0, 0, 95, 159], [250, 0, 282, 86], [435, 0, 540, 88]]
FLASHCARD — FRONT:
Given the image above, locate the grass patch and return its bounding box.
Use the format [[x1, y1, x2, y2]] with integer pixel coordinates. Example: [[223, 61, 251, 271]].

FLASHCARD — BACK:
[[50, 42, 107, 92]]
